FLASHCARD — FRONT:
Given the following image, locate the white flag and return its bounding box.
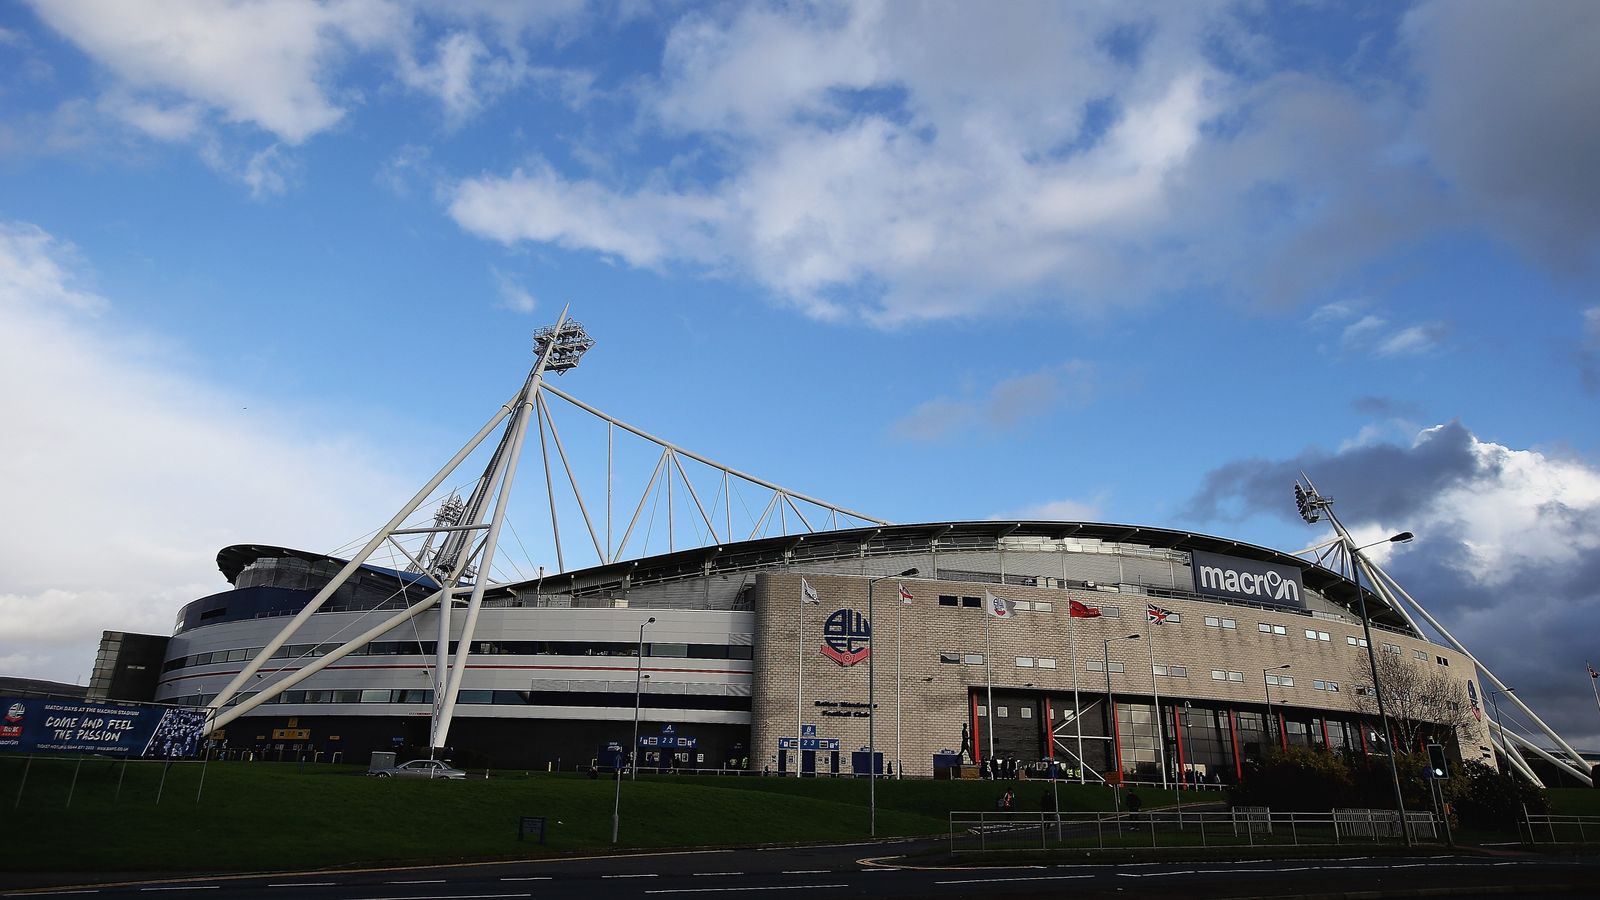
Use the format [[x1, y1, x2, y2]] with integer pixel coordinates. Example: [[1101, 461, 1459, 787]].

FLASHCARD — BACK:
[[898, 583, 914, 605], [801, 577, 820, 604], [985, 591, 1013, 619]]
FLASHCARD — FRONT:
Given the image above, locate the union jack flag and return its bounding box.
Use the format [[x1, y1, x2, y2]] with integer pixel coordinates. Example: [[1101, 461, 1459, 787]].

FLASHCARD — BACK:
[[898, 583, 914, 605], [1147, 604, 1174, 625]]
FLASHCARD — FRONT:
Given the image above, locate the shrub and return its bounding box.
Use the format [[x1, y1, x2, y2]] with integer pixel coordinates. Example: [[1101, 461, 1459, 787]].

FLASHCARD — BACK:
[[1228, 746, 1355, 811]]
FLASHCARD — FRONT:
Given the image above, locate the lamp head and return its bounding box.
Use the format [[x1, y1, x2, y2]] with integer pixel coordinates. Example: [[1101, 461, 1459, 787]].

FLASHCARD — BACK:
[[1390, 531, 1414, 544], [1127, 633, 1141, 640], [899, 567, 919, 577], [646, 616, 656, 624]]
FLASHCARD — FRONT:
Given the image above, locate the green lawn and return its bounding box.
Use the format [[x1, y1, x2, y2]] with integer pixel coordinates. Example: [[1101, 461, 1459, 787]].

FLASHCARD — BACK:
[[0, 757, 1206, 874], [1547, 788, 1600, 817]]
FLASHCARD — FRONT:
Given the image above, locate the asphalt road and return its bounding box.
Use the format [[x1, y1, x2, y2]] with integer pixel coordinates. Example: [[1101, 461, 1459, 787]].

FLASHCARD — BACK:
[[5, 841, 1597, 899]]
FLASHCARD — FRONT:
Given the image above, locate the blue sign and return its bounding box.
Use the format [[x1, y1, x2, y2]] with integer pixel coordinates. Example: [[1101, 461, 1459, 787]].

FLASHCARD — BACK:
[[801, 724, 817, 737], [0, 697, 207, 758]]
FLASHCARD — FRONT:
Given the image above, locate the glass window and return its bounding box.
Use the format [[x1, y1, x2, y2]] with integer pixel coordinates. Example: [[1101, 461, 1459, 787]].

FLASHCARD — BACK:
[[1222, 618, 1236, 629], [938, 595, 958, 607], [961, 596, 982, 608], [1037, 658, 1057, 669], [1274, 625, 1286, 635], [964, 653, 984, 665], [1170, 666, 1187, 677], [1314, 680, 1326, 690], [1318, 631, 1331, 642], [1437, 656, 1450, 666], [1414, 649, 1428, 660], [996, 706, 1008, 718], [1328, 681, 1339, 692], [1153, 665, 1167, 676], [1258, 623, 1272, 633], [976, 706, 986, 717], [1013, 601, 1032, 611], [1109, 662, 1124, 673], [1089, 660, 1105, 672], [1306, 629, 1319, 640], [1015, 657, 1034, 667], [1228, 671, 1244, 682], [1205, 616, 1220, 627], [1020, 707, 1032, 719], [359, 689, 390, 703], [1034, 601, 1054, 613], [332, 690, 361, 704], [939, 652, 961, 664], [1211, 670, 1227, 680]]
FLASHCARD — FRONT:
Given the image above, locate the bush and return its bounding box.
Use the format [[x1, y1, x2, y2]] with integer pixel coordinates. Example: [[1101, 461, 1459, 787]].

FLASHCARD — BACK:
[[1228, 746, 1354, 811], [1448, 760, 1547, 831]]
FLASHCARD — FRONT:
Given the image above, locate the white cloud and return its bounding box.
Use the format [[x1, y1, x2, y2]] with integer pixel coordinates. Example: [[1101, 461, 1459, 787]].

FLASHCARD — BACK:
[[26, 0, 406, 145], [889, 361, 1094, 443], [1308, 300, 1447, 358], [992, 496, 1106, 523], [492, 267, 537, 313], [0, 219, 404, 682]]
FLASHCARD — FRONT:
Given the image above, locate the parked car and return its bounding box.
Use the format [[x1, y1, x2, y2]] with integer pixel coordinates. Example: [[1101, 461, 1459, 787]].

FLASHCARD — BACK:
[[369, 759, 467, 779]]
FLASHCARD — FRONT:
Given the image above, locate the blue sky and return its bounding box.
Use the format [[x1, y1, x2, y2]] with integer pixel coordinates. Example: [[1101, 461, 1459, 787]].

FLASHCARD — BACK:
[[2, 1, 1598, 751]]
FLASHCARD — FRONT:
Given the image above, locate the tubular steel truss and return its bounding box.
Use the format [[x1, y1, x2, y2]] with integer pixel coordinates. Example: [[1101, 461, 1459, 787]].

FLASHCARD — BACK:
[[202, 308, 887, 750], [1292, 474, 1591, 788]]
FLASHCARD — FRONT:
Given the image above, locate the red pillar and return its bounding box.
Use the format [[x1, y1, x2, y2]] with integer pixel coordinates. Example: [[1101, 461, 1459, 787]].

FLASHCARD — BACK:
[[1279, 712, 1288, 752], [1044, 697, 1054, 759], [1172, 705, 1185, 785], [1229, 708, 1243, 782], [1111, 701, 1124, 780]]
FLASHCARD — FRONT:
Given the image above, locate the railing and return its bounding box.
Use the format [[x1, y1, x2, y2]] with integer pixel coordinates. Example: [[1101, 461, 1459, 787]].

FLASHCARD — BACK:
[[1523, 814, 1600, 845], [948, 808, 1439, 853]]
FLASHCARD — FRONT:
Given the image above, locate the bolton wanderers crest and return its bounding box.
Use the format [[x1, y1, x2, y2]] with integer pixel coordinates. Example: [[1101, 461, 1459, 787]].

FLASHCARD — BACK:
[[821, 608, 871, 666]]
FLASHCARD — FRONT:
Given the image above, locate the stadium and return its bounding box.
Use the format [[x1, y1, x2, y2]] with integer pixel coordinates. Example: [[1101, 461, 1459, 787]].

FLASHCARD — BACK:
[[144, 521, 1493, 783], [81, 316, 1583, 788]]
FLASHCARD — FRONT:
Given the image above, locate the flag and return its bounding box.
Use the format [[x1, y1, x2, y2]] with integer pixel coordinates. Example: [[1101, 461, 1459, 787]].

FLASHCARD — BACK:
[[898, 583, 914, 605], [801, 577, 819, 604], [1147, 604, 1173, 625], [1589, 662, 1599, 680], [1069, 599, 1101, 618], [985, 591, 1013, 619]]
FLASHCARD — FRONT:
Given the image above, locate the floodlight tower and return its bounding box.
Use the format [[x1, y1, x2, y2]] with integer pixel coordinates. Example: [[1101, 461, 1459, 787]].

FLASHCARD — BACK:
[[202, 308, 594, 756]]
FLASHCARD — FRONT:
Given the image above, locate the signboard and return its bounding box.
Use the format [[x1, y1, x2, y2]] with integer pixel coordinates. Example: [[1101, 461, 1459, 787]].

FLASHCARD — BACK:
[[272, 728, 311, 741], [1189, 550, 1305, 609], [0, 697, 206, 758], [778, 737, 841, 751]]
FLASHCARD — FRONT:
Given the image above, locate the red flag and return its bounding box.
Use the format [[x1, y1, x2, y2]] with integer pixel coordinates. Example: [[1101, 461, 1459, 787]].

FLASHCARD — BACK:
[[1069, 599, 1101, 618]]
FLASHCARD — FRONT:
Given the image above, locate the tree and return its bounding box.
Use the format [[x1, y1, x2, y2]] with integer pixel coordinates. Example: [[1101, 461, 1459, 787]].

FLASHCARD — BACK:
[[1229, 745, 1355, 811], [1349, 650, 1477, 752]]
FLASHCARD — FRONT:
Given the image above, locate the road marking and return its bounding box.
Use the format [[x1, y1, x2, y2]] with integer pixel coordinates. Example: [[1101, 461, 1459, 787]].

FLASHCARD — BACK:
[[349, 894, 531, 900], [140, 888, 219, 892], [693, 872, 745, 876], [389, 880, 447, 884], [269, 884, 337, 888], [601, 874, 658, 878], [29, 893, 99, 896], [646, 885, 849, 894], [780, 870, 830, 874], [499, 876, 553, 881], [935, 875, 1093, 885]]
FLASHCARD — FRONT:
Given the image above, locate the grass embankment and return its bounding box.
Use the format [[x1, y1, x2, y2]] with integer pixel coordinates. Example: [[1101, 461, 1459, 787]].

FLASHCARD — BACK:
[[1547, 788, 1600, 816], [0, 757, 1205, 874]]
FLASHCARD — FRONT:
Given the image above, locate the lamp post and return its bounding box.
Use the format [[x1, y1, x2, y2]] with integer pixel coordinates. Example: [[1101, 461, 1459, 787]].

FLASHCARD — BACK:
[[1298, 479, 1415, 845], [1349, 529, 1415, 845], [1488, 686, 1515, 774], [612, 615, 655, 843], [1102, 633, 1140, 792], [1181, 701, 1197, 789], [868, 567, 918, 838], [1263, 665, 1290, 752]]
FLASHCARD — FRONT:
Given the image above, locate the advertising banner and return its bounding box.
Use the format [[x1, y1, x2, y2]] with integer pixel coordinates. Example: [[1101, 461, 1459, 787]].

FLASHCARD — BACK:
[[1189, 550, 1306, 609], [0, 697, 207, 758]]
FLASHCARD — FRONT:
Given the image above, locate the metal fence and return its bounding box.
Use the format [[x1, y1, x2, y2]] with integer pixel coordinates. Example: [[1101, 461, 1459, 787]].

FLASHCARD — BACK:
[[1523, 814, 1600, 846], [948, 808, 1440, 853]]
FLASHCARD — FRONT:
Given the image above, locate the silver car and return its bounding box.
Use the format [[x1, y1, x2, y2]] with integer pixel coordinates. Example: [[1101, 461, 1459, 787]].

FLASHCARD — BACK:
[[370, 759, 467, 779]]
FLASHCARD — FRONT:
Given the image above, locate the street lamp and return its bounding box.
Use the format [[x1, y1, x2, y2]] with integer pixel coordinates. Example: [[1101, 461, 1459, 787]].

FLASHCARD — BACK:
[[1488, 687, 1516, 774], [612, 615, 654, 845], [1181, 701, 1197, 789], [1297, 478, 1414, 845], [1263, 665, 1291, 752], [1102, 633, 1140, 790], [868, 567, 918, 838]]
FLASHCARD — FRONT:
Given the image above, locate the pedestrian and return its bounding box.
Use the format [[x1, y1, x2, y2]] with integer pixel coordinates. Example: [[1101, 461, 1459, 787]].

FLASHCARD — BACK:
[[1126, 791, 1142, 812], [1040, 789, 1055, 813], [1003, 789, 1015, 811]]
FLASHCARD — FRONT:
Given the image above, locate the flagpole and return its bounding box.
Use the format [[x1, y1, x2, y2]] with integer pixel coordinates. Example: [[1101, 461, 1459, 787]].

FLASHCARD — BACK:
[[895, 586, 903, 779], [796, 579, 803, 779], [985, 604, 996, 770], [1071, 607, 1084, 784], [1146, 612, 1169, 790], [1590, 662, 1600, 726]]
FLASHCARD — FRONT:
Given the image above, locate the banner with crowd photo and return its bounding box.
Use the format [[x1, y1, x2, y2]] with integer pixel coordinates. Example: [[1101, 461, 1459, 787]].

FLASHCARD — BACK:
[[0, 696, 208, 758]]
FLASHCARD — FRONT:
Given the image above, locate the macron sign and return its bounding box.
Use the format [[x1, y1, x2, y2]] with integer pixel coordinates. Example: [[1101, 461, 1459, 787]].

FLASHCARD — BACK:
[[1190, 550, 1305, 609]]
